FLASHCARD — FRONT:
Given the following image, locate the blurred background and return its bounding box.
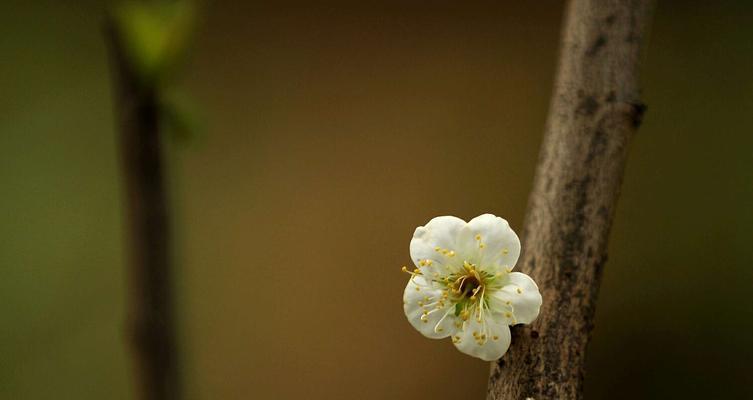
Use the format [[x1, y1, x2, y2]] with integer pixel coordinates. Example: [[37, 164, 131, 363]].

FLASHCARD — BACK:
[[2, 0, 752, 399]]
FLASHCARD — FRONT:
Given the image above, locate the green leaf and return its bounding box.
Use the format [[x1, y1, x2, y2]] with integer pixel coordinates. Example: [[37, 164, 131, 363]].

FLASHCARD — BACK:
[[113, 1, 196, 85], [159, 89, 204, 145]]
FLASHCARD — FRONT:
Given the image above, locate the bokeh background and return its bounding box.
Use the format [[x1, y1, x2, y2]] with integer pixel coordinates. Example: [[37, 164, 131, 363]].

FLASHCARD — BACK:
[[2, 0, 752, 399]]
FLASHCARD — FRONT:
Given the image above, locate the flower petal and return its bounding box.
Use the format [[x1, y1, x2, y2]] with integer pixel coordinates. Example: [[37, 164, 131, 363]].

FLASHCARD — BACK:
[[459, 214, 521, 272], [409, 216, 467, 270], [452, 314, 511, 361], [403, 276, 458, 339], [491, 272, 542, 325]]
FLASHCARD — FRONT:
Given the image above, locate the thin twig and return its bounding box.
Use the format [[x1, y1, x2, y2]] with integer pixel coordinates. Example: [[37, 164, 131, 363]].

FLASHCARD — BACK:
[[105, 20, 181, 400]]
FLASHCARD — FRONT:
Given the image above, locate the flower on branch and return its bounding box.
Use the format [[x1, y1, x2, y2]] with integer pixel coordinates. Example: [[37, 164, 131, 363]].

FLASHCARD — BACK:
[[402, 214, 542, 361]]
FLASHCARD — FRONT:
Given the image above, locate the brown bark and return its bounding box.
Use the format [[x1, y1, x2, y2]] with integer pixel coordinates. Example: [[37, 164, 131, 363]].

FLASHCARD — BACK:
[[105, 22, 181, 400], [486, 1, 654, 399]]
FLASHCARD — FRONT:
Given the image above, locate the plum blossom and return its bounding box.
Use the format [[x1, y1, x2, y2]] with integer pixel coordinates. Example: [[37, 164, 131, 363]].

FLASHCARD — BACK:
[[402, 214, 542, 361]]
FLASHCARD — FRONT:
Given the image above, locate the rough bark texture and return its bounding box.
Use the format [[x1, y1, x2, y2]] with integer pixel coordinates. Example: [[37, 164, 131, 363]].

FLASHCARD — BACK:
[[106, 23, 181, 400], [487, 1, 653, 399]]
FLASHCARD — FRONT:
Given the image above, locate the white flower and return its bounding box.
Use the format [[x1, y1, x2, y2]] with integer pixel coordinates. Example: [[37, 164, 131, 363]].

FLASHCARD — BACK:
[[402, 214, 542, 361]]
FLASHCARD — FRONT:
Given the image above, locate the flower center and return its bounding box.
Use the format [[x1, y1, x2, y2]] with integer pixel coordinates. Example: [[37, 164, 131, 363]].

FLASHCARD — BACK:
[[448, 261, 489, 304], [458, 275, 482, 298]]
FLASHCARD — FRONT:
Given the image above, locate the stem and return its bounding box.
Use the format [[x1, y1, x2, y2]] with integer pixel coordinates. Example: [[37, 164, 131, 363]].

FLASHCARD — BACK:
[[486, 1, 654, 398], [105, 22, 181, 400]]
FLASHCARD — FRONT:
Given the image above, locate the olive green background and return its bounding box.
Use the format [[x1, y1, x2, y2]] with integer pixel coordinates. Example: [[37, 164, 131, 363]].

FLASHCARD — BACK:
[[2, 1, 751, 399]]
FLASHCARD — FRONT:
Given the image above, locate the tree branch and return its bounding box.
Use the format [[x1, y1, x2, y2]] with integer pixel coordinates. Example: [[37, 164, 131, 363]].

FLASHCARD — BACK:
[[487, 1, 654, 398], [105, 21, 181, 400]]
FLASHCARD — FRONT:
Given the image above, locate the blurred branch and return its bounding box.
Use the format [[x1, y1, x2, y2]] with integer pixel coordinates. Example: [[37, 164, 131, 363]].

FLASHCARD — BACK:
[[487, 1, 654, 399], [105, 7, 187, 399]]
